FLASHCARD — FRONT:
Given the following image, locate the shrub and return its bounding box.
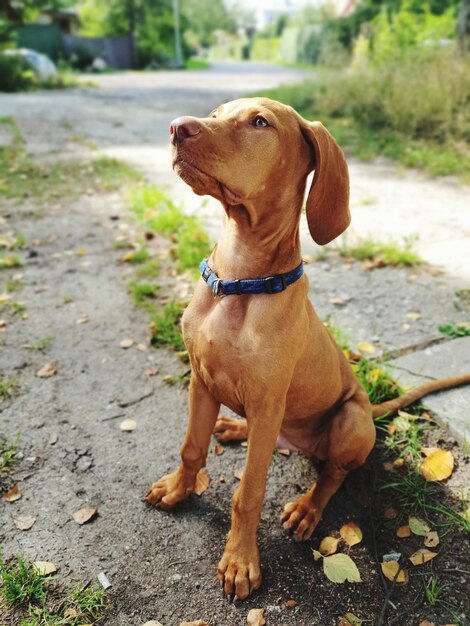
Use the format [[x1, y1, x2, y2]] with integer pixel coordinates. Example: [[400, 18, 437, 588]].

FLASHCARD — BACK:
[[0, 54, 35, 92]]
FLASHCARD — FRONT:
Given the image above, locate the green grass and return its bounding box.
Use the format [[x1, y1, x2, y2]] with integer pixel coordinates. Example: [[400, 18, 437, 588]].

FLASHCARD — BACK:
[[185, 58, 210, 70], [337, 237, 422, 267], [4, 277, 24, 292], [120, 246, 151, 265], [25, 336, 53, 352], [0, 298, 26, 315], [0, 117, 141, 204], [134, 258, 161, 279], [353, 359, 403, 405], [0, 376, 20, 399], [0, 254, 22, 270], [149, 301, 187, 351], [0, 556, 47, 606], [128, 281, 159, 306], [438, 323, 470, 338], [0, 435, 18, 472]]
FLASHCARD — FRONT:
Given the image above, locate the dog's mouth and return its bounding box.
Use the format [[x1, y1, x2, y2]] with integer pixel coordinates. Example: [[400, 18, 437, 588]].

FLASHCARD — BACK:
[[173, 157, 243, 204]]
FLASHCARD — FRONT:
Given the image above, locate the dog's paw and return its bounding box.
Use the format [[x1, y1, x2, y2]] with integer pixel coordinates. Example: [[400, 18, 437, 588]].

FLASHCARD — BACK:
[[213, 416, 248, 443], [145, 470, 192, 510], [281, 496, 320, 541], [217, 544, 261, 600]]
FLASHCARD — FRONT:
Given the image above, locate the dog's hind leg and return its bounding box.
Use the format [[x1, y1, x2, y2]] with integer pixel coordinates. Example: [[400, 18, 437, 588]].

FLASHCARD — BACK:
[[281, 390, 375, 541], [213, 416, 248, 442]]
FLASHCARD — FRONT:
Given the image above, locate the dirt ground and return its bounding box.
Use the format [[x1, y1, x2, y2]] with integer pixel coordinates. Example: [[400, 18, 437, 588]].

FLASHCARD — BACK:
[[1, 64, 470, 626]]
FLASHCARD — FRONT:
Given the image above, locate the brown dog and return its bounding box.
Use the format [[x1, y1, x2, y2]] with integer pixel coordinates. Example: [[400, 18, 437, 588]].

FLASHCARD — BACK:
[[146, 97, 469, 600]]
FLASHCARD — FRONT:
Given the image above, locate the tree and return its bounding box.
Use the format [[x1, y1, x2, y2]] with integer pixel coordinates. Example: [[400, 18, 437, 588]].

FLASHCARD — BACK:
[[457, 0, 470, 51]]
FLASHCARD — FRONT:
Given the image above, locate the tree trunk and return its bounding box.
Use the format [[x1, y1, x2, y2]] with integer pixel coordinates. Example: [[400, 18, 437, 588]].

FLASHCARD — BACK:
[[457, 0, 470, 53]]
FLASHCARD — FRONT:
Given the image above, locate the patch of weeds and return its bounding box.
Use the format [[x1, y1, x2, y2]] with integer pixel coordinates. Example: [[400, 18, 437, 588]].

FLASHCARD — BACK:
[[185, 58, 210, 70], [163, 371, 191, 386], [0, 254, 22, 270], [63, 295, 73, 304], [25, 336, 52, 352], [0, 556, 47, 606], [438, 322, 470, 338], [0, 298, 26, 315], [4, 277, 24, 292], [323, 318, 350, 351], [0, 435, 18, 472], [173, 220, 212, 275], [149, 301, 187, 351], [129, 281, 159, 307], [134, 258, 161, 279], [337, 237, 421, 267], [67, 585, 106, 622], [120, 246, 151, 265], [455, 289, 470, 305], [0, 118, 141, 203], [353, 358, 403, 405], [0, 376, 20, 399]]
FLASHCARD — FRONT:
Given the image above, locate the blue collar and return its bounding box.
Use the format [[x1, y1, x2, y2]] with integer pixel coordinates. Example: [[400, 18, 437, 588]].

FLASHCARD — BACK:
[[199, 258, 304, 297]]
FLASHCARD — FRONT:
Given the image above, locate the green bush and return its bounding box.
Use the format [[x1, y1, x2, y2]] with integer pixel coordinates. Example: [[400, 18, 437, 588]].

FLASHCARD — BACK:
[[0, 54, 35, 92]]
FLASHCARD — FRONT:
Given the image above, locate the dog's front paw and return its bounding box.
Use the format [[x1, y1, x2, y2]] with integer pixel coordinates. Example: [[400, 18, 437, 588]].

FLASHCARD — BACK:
[[213, 416, 248, 443], [145, 470, 193, 510], [281, 495, 320, 541], [217, 543, 261, 600]]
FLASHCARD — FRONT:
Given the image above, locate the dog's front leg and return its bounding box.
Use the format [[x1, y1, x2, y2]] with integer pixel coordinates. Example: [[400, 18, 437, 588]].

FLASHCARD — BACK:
[[146, 373, 220, 509], [217, 400, 285, 600]]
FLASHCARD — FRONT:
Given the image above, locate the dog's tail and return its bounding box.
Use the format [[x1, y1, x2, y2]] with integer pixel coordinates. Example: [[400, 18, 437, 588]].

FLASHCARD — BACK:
[[372, 373, 470, 419]]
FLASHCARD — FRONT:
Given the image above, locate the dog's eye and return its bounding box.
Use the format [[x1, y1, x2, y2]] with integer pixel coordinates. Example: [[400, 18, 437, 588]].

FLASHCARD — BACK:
[[253, 116, 269, 128]]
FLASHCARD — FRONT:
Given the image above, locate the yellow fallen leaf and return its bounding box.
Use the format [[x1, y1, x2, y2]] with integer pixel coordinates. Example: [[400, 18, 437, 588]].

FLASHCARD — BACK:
[[120, 418, 137, 432], [424, 531, 439, 547], [406, 311, 421, 320], [356, 342, 376, 356], [13, 515, 36, 530], [142, 622, 164, 626], [33, 561, 57, 575], [37, 362, 57, 378], [322, 552, 362, 583], [180, 621, 209, 626], [409, 517, 430, 536], [381, 561, 408, 584], [247, 608, 265, 626], [73, 507, 98, 525], [392, 458, 405, 469], [338, 612, 363, 626], [3, 484, 22, 502], [0, 293, 11, 303], [409, 549, 438, 566], [396, 525, 411, 538], [319, 536, 340, 556], [421, 449, 454, 481], [339, 521, 363, 547], [194, 469, 210, 496], [418, 621, 435, 626]]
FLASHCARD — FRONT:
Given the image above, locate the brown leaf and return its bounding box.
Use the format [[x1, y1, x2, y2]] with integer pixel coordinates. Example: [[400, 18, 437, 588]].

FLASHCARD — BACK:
[[330, 298, 344, 306], [339, 521, 363, 547], [120, 338, 134, 349], [37, 362, 57, 378], [384, 507, 398, 519], [418, 621, 435, 626], [0, 319, 7, 329], [64, 608, 78, 620], [247, 608, 265, 626], [142, 622, 164, 626], [48, 432, 59, 445], [73, 507, 98, 525], [3, 484, 22, 502], [409, 549, 438, 566], [120, 418, 137, 432], [179, 621, 209, 626], [392, 458, 405, 469], [424, 531, 439, 548], [396, 525, 411, 538], [137, 342, 148, 352], [76, 314, 89, 325], [233, 467, 244, 480], [286, 599, 297, 608], [194, 469, 210, 496], [319, 536, 340, 556], [278, 448, 291, 456], [145, 367, 159, 377], [33, 561, 57, 575], [381, 561, 408, 584], [420, 449, 454, 481], [214, 444, 224, 456], [13, 515, 36, 530]]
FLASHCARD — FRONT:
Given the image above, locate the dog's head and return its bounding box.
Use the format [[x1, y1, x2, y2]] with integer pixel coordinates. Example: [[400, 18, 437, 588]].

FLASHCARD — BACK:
[[170, 97, 349, 245]]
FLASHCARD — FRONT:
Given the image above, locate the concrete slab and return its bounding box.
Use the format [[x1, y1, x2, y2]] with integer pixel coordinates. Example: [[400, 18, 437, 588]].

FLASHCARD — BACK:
[[389, 336, 470, 443]]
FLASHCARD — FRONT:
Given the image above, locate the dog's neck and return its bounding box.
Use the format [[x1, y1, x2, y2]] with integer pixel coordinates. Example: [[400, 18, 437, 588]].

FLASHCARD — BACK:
[[211, 194, 303, 279]]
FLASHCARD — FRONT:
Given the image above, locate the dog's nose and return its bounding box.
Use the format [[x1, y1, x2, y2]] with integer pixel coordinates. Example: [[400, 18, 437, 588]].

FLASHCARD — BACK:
[[170, 116, 201, 145]]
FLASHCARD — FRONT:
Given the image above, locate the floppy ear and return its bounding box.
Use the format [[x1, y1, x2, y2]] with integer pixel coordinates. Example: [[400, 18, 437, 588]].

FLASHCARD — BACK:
[[302, 121, 350, 245]]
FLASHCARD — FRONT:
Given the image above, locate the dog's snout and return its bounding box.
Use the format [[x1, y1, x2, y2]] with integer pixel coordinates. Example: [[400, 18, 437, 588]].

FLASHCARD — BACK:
[[170, 116, 201, 145]]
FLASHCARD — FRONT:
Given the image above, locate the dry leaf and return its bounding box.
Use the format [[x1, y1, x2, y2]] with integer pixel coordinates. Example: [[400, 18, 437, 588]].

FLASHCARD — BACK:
[[338, 613, 362, 626], [286, 599, 297, 608], [330, 298, 344, 306], [48, 432, 59, 445], [120, 338, 134, 349], [64, 608, 78, 619], [381, 561, 408, 584], [418, 621, 435, 626], [339, 521, 363, 547], [13, 516, 36, 530], [322, 553, 362, 583], [356, 342, 376, 356], [312, 549, 322, 561], [76, 314, 89, 325], [145, 367, 159, 377], [73, 507, 98, 525], [392, 458, 405, 469], [409, 549, 438, 566], [247, 608, 265, 626], [142, 622, 164, 626], [387, 422, 396, 435], [0, 319, 7, 329], [33, 561, 57, 575], [137, 342, 148, 352], [406, 311, 421, 320], [421, 449, 454, 481], [409, 517, 430, 536], [194, 469, 210, 496], [319, 536, 340, 556], [214, 444, 224, 456], [180, 621, 209, 626], [233, 467, 244, 480], [424, 531, 439, 547], [3, 484, 22, 502], [396, 525, 411, 538], [384, 507, 397, 519], [278, 448, 291, 456], [120, 418, 136, 432], [37, 362, 57, 378], [421, 446, 439, 457]]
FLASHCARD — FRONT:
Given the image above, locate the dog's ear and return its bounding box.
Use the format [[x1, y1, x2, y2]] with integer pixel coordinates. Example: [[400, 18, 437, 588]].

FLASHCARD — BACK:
[[301, 120, 350, 245]]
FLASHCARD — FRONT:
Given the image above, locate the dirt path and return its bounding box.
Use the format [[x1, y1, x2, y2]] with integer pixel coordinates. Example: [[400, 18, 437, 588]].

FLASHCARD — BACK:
[[1, 64, 470, 626]]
